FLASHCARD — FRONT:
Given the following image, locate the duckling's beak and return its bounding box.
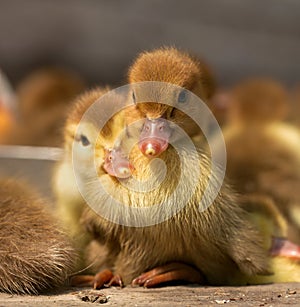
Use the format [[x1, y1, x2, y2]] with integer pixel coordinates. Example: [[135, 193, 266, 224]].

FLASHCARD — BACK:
[[270, 237, 300, 260], [103, 149, 133, 179], [138, 118, 172, 158]]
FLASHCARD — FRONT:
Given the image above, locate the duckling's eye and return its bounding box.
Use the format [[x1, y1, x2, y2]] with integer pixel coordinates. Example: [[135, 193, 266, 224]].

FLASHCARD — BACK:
[[75, 134, 90, 146], [132, 91, 136, 105], [178, 90, 187, 103], [125, 125, 131, 138]]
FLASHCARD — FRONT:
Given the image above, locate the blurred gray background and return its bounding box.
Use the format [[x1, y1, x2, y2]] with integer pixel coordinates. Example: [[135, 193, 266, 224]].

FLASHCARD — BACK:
[[0, 0, 300, 87]]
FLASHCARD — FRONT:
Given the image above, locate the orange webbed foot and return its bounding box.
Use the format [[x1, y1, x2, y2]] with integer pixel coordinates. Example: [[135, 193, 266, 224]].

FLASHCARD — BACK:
[[131, 262, 205, 288], [70, 269, 123, 289], [106, 274, 123, 287], [70, 274, 95, 287]]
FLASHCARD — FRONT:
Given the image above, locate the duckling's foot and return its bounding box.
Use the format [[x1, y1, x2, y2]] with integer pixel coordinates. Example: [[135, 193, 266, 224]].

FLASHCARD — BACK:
[[70, 269, 123, 289], [131, 262, 204, 288], [93, 269, 114, 289], [106, 274, 123, 287], [70, 274, 95, 287]]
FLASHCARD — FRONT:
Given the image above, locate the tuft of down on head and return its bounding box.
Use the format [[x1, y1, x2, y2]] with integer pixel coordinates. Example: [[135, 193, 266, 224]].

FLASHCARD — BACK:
[[65, 88, 110, 133], [128, 47, 215, 98], [127, 47, 216, 124], [64, 88, 110, 154], [0, 178, 76, 294], [65, 87, 126, 141]]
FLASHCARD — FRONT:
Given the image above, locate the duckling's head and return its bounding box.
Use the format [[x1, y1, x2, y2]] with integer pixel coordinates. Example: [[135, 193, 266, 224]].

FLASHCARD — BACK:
[[64, 88, 133, 180], [18, 67, 85, 117], [128, 47, 215, 99], [127, 47, 216, 157]]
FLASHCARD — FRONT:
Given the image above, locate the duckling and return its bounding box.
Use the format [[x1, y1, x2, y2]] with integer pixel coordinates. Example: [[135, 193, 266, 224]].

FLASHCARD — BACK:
[[63, 87, 271, 289], [237, 194, 300, 284], [53, 88, 105, 260], [53, 87, 131, 270], [218, 78, 300, 244], [5, 66, 85, 147], [0, 178, 76, 294], [122, 71, 299, 283], [125, 110, 300, 286], [127, 47, 217, 157], [123, 92, 300, 287]]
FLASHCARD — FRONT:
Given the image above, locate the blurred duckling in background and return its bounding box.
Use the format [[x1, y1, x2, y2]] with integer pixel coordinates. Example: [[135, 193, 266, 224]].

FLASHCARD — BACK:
[[236, 194, 300, 284], [4, 66, 85, 147], [217, 78, 300, 244], [0, 178, 76, 294], [0, 69, 16, 143]]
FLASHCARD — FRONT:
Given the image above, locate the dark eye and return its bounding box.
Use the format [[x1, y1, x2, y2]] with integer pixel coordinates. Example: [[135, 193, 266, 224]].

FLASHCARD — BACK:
[[178, 90, 187, 103], [132, 91, 136, 105], [125, 125, 131, 138], [79, 134, 90, 146]]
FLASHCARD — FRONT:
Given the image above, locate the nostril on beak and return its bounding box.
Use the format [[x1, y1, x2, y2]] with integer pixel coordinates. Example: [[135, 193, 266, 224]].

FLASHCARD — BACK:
[[119, 167, 130, 176], [140, 141, 162, 157], [115, 164, 133, 179], [145, 146, 157, 156], [105, 149, 114, 162]]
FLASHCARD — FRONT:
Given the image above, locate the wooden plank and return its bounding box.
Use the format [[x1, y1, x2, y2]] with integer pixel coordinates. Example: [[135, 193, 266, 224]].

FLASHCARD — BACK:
[[0, 284, 299, 306]]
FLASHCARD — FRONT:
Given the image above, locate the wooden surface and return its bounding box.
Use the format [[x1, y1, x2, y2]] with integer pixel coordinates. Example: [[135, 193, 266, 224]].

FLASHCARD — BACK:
[[0, 284, 300, 306]]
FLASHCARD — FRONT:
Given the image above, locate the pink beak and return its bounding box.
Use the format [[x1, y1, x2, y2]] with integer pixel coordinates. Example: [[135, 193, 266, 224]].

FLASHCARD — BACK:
[[138, 118, 172, 158], [103, 149, 133, 179], [270, 237, 300, 260]]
